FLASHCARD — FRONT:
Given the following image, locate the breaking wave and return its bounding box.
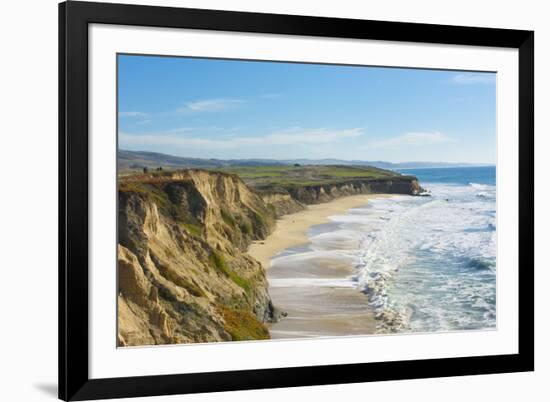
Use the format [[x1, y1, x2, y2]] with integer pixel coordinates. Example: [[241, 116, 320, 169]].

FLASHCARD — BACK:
[[327, 178, 497, 333]]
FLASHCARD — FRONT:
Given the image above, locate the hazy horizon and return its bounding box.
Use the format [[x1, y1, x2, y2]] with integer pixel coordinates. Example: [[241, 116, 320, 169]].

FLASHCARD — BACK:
[[119, 148, 494, 166], [118, 55, 497, 164]]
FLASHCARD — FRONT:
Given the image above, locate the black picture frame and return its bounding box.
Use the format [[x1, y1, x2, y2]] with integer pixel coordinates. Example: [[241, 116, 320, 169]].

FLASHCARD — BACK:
[[59, 1, 534, 400]]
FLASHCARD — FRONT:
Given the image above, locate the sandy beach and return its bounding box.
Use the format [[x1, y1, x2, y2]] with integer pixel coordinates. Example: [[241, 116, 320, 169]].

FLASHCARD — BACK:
[[248, 194, 393, 269], [248, 194, 394, 339]]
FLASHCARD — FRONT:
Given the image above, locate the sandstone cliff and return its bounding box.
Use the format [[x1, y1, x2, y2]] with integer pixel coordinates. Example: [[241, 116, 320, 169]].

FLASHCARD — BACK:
[[270, 177, 423, 205], [117, 170, 280, 346]]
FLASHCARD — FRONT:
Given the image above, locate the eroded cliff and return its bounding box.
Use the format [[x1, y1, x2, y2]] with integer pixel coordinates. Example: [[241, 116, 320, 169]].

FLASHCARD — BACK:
[[117, 170, 280, 346], [273, 177, 423, 205]]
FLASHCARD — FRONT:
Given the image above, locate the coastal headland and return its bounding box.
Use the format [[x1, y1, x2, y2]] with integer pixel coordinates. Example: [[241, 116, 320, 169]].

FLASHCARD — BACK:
[[116, 164, 423, 346]]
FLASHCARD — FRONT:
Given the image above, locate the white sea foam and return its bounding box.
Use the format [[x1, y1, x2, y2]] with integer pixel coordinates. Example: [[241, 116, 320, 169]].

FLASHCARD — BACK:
[[319, 182, 497, 333], [269, 277, 356, 288]]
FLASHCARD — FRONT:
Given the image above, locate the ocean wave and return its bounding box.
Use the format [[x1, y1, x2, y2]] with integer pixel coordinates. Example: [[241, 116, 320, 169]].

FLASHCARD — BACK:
[[469, 182, 495, 190], [465, 257, 495, 272], [352, 198, 423, 332], [356, 269, 411, 333], [343, 182, 496, 333]]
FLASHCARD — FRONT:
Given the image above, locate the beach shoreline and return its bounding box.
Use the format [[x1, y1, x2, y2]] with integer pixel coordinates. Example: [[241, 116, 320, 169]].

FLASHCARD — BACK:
[[248, 193, 394, 339], [248, 193, 394, 270]]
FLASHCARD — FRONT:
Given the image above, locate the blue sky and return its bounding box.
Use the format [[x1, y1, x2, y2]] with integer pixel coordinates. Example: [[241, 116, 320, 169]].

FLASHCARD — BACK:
[[118, 55, 496, 163]]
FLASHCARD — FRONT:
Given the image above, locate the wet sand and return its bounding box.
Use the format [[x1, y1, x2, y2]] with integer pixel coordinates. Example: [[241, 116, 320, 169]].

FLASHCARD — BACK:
[[266, 259, 378, 338], [248, 194, 393, 269], [248, 194, 393, 339]]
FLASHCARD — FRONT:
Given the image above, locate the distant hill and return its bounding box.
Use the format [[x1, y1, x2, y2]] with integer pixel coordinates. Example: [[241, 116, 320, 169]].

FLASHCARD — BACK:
[[280, 158, 493, 170], [118, 149, 492, 172], [118, 150, 224, 169], [118, 150, 289, 171]]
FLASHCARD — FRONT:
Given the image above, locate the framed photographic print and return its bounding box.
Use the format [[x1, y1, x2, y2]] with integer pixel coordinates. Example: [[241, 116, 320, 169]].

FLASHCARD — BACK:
[[59, 1, 534, 400]]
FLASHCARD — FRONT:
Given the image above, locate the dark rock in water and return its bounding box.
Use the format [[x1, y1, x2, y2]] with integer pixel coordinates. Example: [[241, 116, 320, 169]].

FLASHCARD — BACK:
[[414, 187, 431, 197], [269, 303, 288, 322]]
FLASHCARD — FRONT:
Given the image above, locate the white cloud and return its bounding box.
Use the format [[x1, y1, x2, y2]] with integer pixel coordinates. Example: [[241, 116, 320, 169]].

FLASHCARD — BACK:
[[119, 111, 147, 117], [119, 127, 363, 150], [451, 73, 496, 85], [178, 98, 245, 113], [368, 131, 455, 149]]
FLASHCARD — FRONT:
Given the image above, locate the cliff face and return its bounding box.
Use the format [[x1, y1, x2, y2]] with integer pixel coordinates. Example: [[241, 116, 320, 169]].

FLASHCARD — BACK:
[[277, 177, 423, 205], [117, 170, 279, 346], [117, 169, 422, 346], [259, 192, 305, 216]]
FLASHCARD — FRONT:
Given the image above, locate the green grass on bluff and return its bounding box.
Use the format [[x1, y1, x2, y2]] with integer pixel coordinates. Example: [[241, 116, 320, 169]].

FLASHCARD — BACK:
[[216, 165, 401, 190]]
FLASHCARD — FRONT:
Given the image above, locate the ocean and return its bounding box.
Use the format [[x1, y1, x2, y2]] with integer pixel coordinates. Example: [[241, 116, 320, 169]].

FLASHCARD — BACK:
[[272, 166, 497, 334]]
